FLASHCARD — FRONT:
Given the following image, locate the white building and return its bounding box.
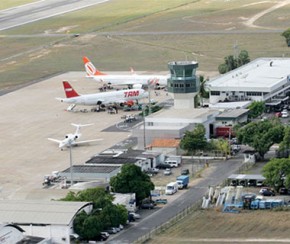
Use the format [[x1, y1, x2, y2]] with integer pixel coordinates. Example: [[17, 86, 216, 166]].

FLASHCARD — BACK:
[[133, 107, 219, 150], [0, 200, 93, 244], [206, 58, 290, 105]]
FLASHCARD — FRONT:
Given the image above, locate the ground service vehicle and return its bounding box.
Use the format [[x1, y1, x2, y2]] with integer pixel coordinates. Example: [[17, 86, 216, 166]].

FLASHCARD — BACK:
[[165, 182, 178, 195], [176, 175, 189, 189]]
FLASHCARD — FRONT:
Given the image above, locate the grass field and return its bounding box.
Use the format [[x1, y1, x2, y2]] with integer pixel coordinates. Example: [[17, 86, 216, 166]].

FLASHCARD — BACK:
[[1, 1, 290, 242], [0, 0, 290, 91], [146, 208, 290, 244]]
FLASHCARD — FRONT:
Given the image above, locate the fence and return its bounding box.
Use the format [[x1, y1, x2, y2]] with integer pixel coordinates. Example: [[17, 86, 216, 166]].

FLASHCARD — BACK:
[[134, 200, 202, 244]]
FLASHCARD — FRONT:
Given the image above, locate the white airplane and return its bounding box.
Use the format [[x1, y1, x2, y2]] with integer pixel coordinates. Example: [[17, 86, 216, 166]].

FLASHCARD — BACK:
[[48, 123, 103, 150], [83, 56, 169, 88], [56, 81, 149, 111]]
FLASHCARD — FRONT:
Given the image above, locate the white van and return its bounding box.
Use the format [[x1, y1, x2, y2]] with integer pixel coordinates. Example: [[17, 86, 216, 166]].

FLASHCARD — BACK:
[[165, 182, 178, 195], [165, 160, 179, 168]]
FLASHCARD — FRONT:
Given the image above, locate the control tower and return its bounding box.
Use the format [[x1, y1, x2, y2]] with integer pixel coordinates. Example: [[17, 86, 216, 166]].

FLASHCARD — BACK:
[[167, 61, 200, 109]]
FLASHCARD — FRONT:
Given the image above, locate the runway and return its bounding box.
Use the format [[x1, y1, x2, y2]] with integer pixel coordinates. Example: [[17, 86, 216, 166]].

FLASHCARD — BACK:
[[0, 0, 109, 31]]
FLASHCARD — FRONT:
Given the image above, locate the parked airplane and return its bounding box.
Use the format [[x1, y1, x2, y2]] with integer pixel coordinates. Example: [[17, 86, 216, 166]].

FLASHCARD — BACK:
[[48, 123, 103, 150], [83, 56, 169, 88], [57, 81, 149, 111]]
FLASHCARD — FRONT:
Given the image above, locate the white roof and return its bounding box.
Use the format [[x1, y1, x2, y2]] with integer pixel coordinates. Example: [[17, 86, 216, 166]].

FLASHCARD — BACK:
[[207, 58, 290, 92], [0, 200, 92, 225], [228, 174, 265, 181], [209, 101, 251, 109]]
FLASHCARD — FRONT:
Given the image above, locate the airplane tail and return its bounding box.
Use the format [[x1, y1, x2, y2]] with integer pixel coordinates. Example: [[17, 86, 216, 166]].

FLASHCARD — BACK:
[[63, 81, 79, 98], [83, 56, 106, 77], [71, 123, 94, 134]]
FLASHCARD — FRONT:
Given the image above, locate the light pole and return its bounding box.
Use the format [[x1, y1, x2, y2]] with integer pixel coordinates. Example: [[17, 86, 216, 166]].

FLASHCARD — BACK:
[[142, 105, 146, 150], [68, 139, 74, 186], [147, 79, 152, 115]]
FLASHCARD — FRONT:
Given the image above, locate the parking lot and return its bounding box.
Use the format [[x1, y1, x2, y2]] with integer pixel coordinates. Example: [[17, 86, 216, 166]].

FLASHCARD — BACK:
[[0, 72, 169, 200]]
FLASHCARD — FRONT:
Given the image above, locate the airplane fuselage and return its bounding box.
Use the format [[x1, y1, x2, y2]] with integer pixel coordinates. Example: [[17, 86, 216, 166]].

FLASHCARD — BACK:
[[60, 88, 148, 106], [92, 74, 170, 86]]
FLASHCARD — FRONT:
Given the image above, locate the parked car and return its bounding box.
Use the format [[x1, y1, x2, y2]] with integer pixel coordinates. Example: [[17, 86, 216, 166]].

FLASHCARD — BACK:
[[140, 202, 155, 209], [256, 180, 264, 187], [140, 200, 156, 209], [105, 227, 117, 234], [96, 233, 109, 241], [259, 187, 272, 194], [100, 232, 109, 238], [164, 168, 172, 175], [128, 212, 141, 219], [146, 168, 159, 175], [248, 179, 256, 187], [181, 169, 190, 175], [261, 189, 275, 196], [279, 187, 290, 195], [154, 198, 168, 204], [281, 110, 289, 118]]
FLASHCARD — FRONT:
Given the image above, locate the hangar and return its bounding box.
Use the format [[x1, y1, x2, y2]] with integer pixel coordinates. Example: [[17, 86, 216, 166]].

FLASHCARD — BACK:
[[0, 200, 93, 244]]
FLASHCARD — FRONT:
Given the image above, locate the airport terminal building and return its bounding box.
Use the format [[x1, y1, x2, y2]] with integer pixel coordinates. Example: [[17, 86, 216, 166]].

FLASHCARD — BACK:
[[206, 57, 290, 105]]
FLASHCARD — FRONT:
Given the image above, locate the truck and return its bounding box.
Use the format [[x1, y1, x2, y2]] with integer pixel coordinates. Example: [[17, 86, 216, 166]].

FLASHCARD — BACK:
[[176, 175, 189, 189], [165, 182, 178, 195]]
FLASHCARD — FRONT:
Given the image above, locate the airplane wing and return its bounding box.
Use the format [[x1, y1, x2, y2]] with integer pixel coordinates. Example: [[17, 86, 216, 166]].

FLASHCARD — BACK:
[[48, 138, 62, 144], [71, 138, 103, 146]]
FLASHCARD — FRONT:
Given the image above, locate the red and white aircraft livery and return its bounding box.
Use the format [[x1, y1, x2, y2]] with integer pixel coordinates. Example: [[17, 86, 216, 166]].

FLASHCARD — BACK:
[[57, 81, 148, 111], [83, 56, 169, 88]]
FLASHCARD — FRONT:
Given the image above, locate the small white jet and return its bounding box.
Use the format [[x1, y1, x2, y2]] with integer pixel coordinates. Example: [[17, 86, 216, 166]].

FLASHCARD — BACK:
[[57, 81, 148, 111], [83, 56, 169, 88], [48, 123, 103, 150]]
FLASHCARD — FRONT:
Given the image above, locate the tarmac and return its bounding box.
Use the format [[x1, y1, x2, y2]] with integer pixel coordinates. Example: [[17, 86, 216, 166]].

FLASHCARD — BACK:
[[0, 72, 170, 200]]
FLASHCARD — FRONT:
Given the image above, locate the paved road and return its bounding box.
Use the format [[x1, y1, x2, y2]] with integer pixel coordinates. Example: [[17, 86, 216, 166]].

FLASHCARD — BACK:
[[0, 0, 109, 31], [108, 158, 243, 244]]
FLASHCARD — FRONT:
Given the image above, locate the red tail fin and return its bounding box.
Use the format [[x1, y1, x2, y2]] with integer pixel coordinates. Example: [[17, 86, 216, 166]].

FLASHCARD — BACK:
[[82, 56, 106, 76], [63, 81, 79, 98]]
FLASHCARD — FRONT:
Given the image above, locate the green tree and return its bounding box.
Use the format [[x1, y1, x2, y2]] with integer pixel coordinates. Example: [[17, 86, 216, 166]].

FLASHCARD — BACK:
[[218, 63, 227, 74], [101, 204, 128, 228], [237, 50, 250, 66], [218, 50, 251, 74], [281, 28, 290, 46], [61, 187, 113, 209], [180, 124, 208, 155], [61, 187, 121, 240], [110, 164, 154, 205], [73, 211, 104, 241], [247, 101, 265, 119], [224, 55, 237, 72], [197, 75, 209, 107], [236, 119, 284, 159], [279, 126, 290, 151], [210, 138, 231, 157], [262, 158, 290, 191]]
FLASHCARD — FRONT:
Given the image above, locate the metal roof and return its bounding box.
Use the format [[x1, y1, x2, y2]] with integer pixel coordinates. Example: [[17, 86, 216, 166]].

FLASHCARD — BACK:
[[0, 200, 92, 225], [207, 58, 290, 92], [228, 174, 265, 181], [85, 156, 138, 165], [62, 165, 120, 174], [216, 109, 249, 119]]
